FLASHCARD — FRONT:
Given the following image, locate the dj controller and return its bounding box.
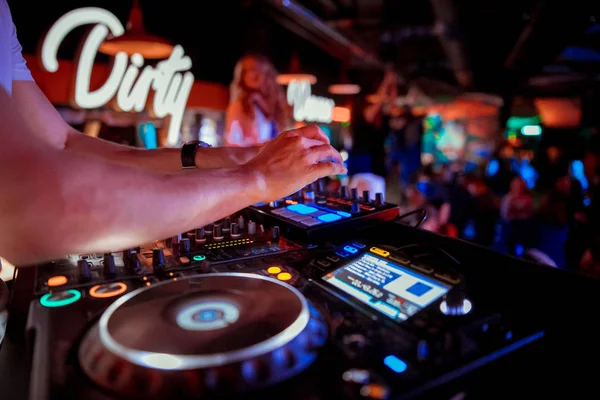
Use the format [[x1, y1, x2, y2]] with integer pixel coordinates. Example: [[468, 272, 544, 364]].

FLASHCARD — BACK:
[[2, 184, 600, 400]]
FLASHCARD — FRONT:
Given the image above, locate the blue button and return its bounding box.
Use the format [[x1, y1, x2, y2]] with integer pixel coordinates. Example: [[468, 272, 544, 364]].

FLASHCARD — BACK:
[[336, 251, 350, 258], [343, 245, 358, 254], [337, 211, 352, 218], [287, 204, 319, 215], [317, 213, 342, 223], [384, 355, 407, 373]]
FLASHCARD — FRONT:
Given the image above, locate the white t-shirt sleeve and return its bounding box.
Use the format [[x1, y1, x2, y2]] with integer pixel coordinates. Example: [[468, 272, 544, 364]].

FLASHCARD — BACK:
[[9, 22, 32, 82]]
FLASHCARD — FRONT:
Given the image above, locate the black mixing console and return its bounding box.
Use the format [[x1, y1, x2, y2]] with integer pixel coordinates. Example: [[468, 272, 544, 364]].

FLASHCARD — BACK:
[[2, 184, 600, 400]]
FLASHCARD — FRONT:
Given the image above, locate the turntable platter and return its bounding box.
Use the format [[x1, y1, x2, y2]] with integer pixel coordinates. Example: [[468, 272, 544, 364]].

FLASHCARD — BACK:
[[79, 273, 327, 397]]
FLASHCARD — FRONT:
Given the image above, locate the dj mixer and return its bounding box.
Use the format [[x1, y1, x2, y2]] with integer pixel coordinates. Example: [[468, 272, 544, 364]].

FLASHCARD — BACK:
[[2, 183, 600, 400]]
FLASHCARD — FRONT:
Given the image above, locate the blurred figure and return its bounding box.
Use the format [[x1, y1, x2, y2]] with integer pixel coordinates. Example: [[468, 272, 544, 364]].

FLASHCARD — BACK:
[[467, 177, 500, 246], [225, 55, 292, 146], [537, 176, 573, 267], [501, 177, 534, 255]]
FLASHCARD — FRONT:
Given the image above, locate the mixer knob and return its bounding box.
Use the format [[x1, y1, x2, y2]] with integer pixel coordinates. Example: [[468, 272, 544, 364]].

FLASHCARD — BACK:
[[103, 253, 117, 278], [195, 228, 206, 243], [152, 249, 165, 272], [351, 201, 361, 214], [205, 224, 214, 235], [180, 237, 191, 254], [237, 215, 245, 230], [272, 226, 280, 240], [317, 178, 325, 192], [363, 190, 370, 202], [230, 223, 241, 238], [213, 224, 224, 240], [375, 193, 384, 206], [340, 185, 349, 198], [441, 288, 472, 316], [77, 259, 92, 282], [248, 221, 257, 235], [124, 253, 142, 274], [186, 231, 195, 239], [222, 218, 231, 232], [351, 188, 359, 200]]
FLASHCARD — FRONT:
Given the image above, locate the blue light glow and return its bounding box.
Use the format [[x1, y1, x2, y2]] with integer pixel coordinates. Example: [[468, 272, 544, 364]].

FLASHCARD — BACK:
[[337, 211, 352, 218], [318, 213, 342, 223], [287, 204, 319, 215], [384, 355, 407, 373], [343, 245, 358, 254]]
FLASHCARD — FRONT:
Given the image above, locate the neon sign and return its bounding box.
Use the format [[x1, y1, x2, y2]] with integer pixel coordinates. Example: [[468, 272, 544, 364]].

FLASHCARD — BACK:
[[287, 80, 334, 123], [40, 7, 193, 146]]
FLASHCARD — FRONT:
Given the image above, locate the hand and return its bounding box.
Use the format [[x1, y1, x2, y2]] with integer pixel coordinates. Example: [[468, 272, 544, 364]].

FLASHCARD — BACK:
[[242, 125, 346, 203]]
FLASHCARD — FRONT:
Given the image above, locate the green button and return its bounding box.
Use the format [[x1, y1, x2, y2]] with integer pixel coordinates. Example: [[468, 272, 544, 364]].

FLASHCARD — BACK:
[[40, 290, 82, 308], [193, 255, 206, 261]]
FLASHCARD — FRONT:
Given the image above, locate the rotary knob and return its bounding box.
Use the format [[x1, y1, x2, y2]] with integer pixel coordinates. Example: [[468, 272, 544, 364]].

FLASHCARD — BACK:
[[152, 249, 165, 273], [230, 223, 241, 238], [213, 224, 224, 240], [180, 238, 191, 254], [340, 186, 349, 198], [195, 228, 206, 244], [103, 253, 117, 279], [77, 259, 92, 282]]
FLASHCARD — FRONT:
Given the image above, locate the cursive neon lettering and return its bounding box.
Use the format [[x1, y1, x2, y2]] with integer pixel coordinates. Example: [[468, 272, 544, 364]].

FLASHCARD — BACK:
[[287, 80, 334, 123], [41, 7, 193, 146]]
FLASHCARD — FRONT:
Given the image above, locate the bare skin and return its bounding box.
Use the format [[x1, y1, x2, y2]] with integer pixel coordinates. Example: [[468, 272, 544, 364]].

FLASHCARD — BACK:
[[0, 82, 345, 266]]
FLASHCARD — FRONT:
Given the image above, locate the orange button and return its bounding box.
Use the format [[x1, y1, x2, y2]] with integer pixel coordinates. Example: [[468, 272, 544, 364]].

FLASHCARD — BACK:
[[267, 266, 282, 274], [47, 275, 68, 287], [89, 282, 127, 298], [277, 272, 292, 281]]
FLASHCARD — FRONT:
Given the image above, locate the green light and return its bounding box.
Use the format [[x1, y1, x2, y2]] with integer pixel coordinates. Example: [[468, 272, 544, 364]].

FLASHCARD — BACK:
[[40, 290, 82, 308], [193, 255, 206, 261], [506, 115, 541, 130]]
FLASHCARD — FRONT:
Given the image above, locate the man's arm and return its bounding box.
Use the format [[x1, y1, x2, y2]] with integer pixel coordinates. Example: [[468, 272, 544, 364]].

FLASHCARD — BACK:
[[1, 87, 345, 266], [12, 81, 262, 172]]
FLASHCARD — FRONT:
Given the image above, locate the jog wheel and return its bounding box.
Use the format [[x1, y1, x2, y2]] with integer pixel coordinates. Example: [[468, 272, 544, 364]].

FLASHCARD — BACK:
[[79, 273, 328, 398]]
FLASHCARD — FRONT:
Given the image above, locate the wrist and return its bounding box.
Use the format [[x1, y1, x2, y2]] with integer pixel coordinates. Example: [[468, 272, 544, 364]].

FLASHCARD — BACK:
[[233, 164, 266, 203]]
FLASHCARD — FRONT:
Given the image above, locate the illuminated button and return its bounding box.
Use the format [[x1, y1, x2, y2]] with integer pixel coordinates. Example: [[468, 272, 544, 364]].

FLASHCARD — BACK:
[[383, 355, 407, 373], [277, 272, 292, 281], [193, 255, 206, 262], [343, 245, 358, 254], [89, 282, 127, 299], [317, 213, 342, 223], [179, 256, 190, 264], [267, 266, 282, 274], [286, 204, 318, 215], [336, 251, 350, 258], [370, 247, 390, 257], [360, 383, 390, 400], [47, 275, 68, 287], [337, 211, 352, 218], [40, 290, 81, 308]]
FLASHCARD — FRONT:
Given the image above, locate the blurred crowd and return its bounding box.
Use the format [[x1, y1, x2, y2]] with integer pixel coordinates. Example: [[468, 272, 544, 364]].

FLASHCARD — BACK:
[[385, 144, 600, 276]]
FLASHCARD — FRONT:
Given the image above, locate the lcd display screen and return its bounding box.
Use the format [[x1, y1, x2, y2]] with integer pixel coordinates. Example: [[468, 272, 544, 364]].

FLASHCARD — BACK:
[[322, 252, 450, 321]]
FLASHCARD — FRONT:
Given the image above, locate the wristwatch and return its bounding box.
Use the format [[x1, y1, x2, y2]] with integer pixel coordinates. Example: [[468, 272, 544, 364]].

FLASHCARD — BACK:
[[181, 140, 212, 169]]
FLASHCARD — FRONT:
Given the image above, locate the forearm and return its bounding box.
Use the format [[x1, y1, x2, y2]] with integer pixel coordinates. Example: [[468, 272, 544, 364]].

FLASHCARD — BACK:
[[65, 130, 262, 173], [0, 147, 260, 266]]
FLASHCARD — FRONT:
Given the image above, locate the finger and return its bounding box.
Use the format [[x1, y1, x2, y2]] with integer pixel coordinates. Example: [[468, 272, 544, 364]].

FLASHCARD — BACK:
[[310, 161, 347, 179], [306, 144, 344, 165], [284, 125, 330, 144]]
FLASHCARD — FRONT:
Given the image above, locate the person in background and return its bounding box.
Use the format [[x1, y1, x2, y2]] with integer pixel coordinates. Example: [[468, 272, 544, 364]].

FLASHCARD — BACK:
[[224, 54, 293, 146], [536, 176, 572, 267], [501, 177, 534, 255], [468, 177, 500, 246]]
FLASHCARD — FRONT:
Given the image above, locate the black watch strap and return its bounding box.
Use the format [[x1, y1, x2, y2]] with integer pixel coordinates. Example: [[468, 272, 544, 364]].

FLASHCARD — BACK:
[[181, 140, 211, 169]]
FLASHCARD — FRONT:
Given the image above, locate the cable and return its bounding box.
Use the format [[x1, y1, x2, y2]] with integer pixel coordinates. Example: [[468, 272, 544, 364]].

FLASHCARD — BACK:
[[395, 208, 427, 228]]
